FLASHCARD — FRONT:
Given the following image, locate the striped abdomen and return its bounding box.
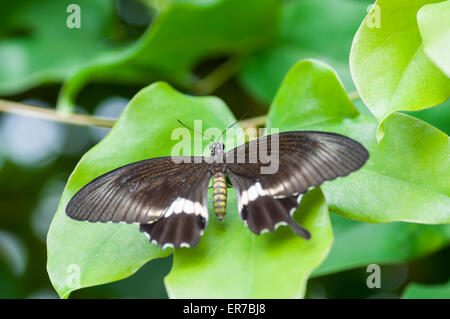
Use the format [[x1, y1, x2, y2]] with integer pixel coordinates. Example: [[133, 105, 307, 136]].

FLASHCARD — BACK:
[[213, 172, 227, 220]]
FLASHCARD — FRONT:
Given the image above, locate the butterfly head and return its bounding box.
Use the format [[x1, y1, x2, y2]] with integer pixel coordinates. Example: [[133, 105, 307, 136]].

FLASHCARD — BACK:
[[209, 142, 224, 156]]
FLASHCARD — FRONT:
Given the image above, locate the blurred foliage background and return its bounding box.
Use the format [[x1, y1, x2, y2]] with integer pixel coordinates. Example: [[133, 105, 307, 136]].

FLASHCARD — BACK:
[[0, 0, 448, 298]]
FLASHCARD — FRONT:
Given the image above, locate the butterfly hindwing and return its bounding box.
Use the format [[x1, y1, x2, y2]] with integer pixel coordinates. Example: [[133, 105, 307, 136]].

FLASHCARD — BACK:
[[139, 175, 210, 249], [66, 156, 212, 248], [225, 131, 369, 236], [228, 173, 310, 238]]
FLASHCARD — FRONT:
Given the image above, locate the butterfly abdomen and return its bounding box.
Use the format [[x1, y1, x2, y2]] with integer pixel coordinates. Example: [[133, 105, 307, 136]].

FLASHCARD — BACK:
[[213, 172, 227, 220]]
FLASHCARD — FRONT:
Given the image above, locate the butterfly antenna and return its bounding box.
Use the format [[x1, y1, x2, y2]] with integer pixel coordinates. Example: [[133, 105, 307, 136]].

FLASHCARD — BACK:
[[177, 119, 215, 143], [216, 106, 253, 143]]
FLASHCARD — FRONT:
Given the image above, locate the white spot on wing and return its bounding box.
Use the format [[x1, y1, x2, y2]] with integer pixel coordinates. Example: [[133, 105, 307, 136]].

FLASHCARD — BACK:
[[194, 202, 205, 217], [174, 198, 185, 214], [275, 221, 288, 229], [163, 202, 174, 217], [247, 185, 258, 201], [165, 198, 206, 217], [290, 207, 296, 217], [241, 189, 249, 206], [240, 181, 267, 207], [184, 200, 194, 214], [255, 182, 266, 196], [162, 243, 174, 249]]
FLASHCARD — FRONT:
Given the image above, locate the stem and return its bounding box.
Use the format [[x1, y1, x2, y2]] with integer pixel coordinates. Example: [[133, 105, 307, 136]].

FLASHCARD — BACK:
[[0, 99, 116, 128], [192, 57, 240, 95]]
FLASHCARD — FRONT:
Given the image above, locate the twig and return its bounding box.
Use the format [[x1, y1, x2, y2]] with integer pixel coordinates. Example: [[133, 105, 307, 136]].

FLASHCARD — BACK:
[[192, 57, 240, 95], [0, 99, 116, 128]]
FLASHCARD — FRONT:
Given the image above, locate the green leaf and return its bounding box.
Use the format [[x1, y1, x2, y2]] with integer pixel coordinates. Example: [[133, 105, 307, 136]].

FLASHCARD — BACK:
[[313, 214, 450, 277], [239, 0, 371, 104], [57, 0, 280, 112], [0, 0, 118, 95], [350, 0, 450, 140], [47, 82, 238, 298], [165, 188, 332, 299], [418, 0, 450, 77], [402, 281, 450, 299], [268, 59, 450, 224]]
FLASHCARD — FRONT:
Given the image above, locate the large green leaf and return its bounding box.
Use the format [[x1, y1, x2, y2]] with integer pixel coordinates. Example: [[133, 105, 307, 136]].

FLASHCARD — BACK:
[[312, 214, 450, 277], [57, 0, 280, 112], [165, 188, 332, 298], [239, 0, 371, 104], [47, 82, 238, 298], [350, 0, 450, 140], [268, 59, 450, 224], [0, 0, 118, 95], [402, 281, 450, 298], [418, 0, 450, 77]]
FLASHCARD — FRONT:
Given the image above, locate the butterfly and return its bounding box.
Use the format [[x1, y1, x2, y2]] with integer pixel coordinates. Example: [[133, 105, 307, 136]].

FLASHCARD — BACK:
[[66, 126, 369, 249]]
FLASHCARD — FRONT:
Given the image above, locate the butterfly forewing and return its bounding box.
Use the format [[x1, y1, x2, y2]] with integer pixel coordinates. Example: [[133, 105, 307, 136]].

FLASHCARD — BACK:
[[66, 156, 212, 248], [225, 131, 368, 236]]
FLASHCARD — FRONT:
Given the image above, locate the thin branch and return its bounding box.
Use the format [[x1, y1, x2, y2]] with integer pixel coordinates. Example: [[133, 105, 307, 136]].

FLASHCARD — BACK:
[[0, 86, 361, 130], [192, 57, 240, 95], [0, 99, 116, 128], [0, 58, 241, 127]]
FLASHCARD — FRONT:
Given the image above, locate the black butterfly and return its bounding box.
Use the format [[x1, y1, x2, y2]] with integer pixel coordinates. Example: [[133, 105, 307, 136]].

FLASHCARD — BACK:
[[66, 130, 368, 249]]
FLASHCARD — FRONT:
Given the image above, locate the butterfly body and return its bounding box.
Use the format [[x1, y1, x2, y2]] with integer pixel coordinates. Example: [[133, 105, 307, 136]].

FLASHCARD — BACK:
[[66, 131, 369, 249], [212, 172, 227, 220]]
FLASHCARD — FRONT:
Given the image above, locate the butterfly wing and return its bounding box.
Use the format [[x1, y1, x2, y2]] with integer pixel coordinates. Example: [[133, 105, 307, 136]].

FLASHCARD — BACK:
[[66, 156, 212, 248], [225, 131, 369, 237]]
